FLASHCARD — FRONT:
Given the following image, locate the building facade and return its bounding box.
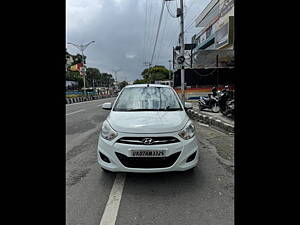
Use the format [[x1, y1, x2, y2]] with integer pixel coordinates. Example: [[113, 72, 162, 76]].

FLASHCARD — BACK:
[[192, 0, 234, 51], [173, 0, 235, 98]]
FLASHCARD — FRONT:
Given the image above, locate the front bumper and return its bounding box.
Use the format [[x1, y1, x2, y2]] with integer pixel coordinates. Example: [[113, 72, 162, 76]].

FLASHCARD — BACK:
[[97, 131, 199, 173]]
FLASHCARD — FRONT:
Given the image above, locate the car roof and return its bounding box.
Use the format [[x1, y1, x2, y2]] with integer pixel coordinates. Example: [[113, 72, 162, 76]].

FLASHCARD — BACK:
[[125, 84, 171, 88]]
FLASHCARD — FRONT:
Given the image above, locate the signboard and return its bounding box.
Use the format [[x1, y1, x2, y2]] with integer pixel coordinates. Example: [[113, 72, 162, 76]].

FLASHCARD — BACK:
[[192, 49, 234, 68], [215, 22, 229, 49], [66, 81, 78, 88], [80, 66, 86, 76], [69, 63, 83, 71], [177, 56, 185, 64], [215, 16, 234, 49], [173, 50, 192, 70]]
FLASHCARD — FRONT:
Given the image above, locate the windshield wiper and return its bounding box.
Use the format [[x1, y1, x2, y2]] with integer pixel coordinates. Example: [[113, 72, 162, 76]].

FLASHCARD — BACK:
[[158, 108, 182, 111], [158, 106, 182, 111], [116, 109, 160, 111]]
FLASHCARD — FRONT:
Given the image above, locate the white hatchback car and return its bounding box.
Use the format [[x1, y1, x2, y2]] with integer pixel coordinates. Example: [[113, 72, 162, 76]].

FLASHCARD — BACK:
[[97, 84, 199, 173]]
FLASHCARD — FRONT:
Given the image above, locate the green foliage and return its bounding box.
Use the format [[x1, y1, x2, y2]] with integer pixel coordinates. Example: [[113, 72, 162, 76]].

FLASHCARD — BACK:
[[66, 50, 114, 89], [65, 70, 84, 88], [72, 54, 86, 64], [118, 80, 128, 90], [100, 72, 115, 87], [141, 65, 170, 83], [133, 79, 147, 84], [85, 68, 115, 88], [86, 68, 101, 87]]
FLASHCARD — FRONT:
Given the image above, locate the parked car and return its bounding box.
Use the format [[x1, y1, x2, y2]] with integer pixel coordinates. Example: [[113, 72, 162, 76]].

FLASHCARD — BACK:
[[97, 84, 199, 173]]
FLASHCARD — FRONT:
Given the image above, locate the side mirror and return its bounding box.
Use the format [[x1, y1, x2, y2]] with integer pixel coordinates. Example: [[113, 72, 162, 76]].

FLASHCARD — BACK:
[[102, 102, 112, 110], [184, 102, 193, 110]]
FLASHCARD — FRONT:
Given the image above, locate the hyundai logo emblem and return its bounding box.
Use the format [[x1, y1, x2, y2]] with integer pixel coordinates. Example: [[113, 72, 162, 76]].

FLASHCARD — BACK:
[[142, 138, 154, 145]]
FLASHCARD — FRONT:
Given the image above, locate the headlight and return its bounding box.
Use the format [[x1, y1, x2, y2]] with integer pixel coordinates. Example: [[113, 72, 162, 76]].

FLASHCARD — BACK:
[[101, 120, 118, 141], [178, 121, 195, 140]]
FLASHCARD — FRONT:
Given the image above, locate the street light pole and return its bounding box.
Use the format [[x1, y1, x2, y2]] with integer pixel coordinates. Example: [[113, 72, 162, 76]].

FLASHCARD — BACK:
[[80, 49, 87, 95], [68, 41, 95, 95], [112, 68, 121, 90]]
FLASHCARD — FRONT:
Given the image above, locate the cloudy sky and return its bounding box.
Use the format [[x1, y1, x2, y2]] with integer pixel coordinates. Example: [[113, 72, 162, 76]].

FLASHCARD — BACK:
[[66, 0, 210, 82]]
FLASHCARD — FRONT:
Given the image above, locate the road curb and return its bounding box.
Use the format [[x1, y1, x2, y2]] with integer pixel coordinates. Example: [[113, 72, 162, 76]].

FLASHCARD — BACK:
[[187, 109, 234, 133], [65, 95, 116, 104]]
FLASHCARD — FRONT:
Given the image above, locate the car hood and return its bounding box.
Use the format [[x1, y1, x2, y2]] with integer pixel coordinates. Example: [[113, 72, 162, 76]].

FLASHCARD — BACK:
[[107, 111, 189, 134]]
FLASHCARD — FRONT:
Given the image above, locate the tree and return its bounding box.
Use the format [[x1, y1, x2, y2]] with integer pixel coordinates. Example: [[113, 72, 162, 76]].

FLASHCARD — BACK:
[[118, 81, 128, 90], [133, 79, 147, 84], [141, 65, 170, 83], [84, 68, 115, 88], [86, 68, 101, 88], [101, 72, 115, 87], [65, 70, 84, 89], [72, 54, 86, 64]]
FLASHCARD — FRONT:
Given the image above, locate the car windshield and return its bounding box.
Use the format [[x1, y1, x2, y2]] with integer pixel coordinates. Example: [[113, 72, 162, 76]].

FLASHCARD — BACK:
[[113, 87, 183, 111]]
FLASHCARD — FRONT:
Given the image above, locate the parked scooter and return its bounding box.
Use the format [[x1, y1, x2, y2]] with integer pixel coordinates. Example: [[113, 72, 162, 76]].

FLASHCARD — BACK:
[[219, 86, 234, 117], [198, 87, 220, 113]]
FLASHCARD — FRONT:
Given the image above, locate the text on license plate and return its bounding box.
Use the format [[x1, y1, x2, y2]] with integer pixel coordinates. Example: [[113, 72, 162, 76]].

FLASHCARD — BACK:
[[131, 150, 166, 157]]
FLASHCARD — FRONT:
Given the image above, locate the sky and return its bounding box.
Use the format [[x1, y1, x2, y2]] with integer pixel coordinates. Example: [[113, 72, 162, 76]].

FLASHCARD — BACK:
[[66, 0, 210, 83]]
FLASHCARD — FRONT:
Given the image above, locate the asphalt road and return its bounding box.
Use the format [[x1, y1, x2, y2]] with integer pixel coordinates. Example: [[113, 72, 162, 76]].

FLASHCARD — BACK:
[[66, 98, 234, 225]]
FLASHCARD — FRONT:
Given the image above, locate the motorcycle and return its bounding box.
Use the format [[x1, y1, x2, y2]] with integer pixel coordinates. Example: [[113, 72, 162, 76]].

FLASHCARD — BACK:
[[198, 93, 220, 113], [219, 90, 234, 117]]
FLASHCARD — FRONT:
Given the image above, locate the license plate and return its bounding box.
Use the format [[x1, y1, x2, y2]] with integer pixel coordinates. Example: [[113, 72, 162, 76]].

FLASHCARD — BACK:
[[131, 150, 166, 157]]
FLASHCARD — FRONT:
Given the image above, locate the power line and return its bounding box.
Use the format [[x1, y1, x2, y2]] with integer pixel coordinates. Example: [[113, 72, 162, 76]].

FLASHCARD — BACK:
[[184, 11, 200, 32], [142, 0, 149, 64], [155, 5, 169, 65], [185, 0, 197, 12], [164, 1, 180, 58], [148, 0, 159, 60], [150, 0, 166, 65], [184, 0, 207, 32], [165, 1, 177, 18], [145, 0, 153, 61]]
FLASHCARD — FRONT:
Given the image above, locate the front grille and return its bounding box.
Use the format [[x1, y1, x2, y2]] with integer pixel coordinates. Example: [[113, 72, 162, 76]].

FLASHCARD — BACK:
[[115, 152, 181, 168], [116, 136, 180, 145]]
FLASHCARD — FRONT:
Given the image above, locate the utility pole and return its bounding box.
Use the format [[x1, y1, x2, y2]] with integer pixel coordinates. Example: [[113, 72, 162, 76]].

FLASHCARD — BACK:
[[168, 60, 172, 86], [164, 0, 184, 96], [179, 0, 185, 103], [172, 46, 175, 88], [68, 41, 95, 95], [216, 54, 219, 89]]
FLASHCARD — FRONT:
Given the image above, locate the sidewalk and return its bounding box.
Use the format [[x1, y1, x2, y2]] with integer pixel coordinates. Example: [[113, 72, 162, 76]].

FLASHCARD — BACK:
[[192, 104, 234, 126], [187, 102, 234, 133]]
